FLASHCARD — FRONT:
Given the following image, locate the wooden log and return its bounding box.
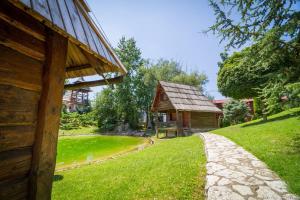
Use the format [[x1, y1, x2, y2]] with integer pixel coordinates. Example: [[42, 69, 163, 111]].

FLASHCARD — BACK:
[[64, 75, 124, 90], [0, 36, 43, 92], [0, 125, 35, 153], [0, 177, 29, 200], [0, 110, 37, 126], [66, 64, 91, 73], [0, 1, 45, 41], [29, 30, 68, 200], [0, 148, 32, 181], [0, 18, 45, 61], [0, 84, 40, 112]]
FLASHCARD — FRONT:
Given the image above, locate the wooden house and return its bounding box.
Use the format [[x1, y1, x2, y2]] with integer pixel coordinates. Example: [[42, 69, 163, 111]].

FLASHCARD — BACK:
[[0, 0, 126, 199], [63, 78, 92, 112], [151, 81, 222, 136]]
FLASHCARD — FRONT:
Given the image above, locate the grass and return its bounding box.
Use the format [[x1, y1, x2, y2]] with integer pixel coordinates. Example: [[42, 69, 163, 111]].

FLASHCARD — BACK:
[[56, 135, 145, 168], [59, 126, 99, 136], [212, 107, 300, 195], [52, 135, 206, 200]]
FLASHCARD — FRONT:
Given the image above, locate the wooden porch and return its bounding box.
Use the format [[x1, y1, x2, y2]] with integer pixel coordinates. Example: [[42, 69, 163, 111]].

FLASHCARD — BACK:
[[155, 110, 192, 138]]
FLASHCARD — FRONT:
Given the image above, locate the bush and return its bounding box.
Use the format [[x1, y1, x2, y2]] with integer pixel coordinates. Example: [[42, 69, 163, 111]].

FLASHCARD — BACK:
[[60, 112, 96, 130], [223, 100, 250, 125]]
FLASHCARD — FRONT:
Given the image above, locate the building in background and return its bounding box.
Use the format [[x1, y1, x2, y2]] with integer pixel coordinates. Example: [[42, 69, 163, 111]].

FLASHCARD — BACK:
[[151, 81, 222, 136], [213, 99, 254, 115], [63, 78, 91, 112]]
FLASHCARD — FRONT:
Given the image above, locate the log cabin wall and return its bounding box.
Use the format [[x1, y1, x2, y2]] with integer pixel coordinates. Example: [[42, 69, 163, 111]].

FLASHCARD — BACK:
[[0, 2, 67, 199], [190, 112, 218, 129], [0, 2, 46, 199]]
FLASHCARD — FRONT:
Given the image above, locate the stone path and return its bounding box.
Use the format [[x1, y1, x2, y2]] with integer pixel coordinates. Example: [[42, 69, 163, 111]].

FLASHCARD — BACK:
[[199, 132, 299, 200]]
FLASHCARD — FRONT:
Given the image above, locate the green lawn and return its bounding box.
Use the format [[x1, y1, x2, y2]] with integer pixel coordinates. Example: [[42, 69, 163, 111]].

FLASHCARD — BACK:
[[52, 135, 206, 200], [59, 126, 99, 136], [212, 107, 300, 195], [56, 135, 145, 168]]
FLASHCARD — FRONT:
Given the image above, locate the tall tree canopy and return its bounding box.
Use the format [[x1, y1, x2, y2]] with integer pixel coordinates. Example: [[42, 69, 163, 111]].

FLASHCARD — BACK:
[[114, 37, 143, 129], [208, 0, 299, 49], [210, 0, 300, 114]]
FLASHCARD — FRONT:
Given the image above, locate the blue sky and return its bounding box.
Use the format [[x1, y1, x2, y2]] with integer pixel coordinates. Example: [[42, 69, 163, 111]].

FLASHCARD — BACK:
[[87, 0, 227, 99]]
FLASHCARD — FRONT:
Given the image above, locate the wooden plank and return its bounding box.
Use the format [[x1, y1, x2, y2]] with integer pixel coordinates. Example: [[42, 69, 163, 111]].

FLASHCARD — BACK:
[[66, 64, 91, 72], [0, 1, 45, 41], [29, 30, 68, 200], [56, 0, 76, 37], [0, 84, 40, 112], [88, 24, 107, 58], [76, 3, 98, 52], [176, 110, 183, 136], [64, 75, 124, 90], [0, 177, 29, 200], [191, 112, 216, 128], [0, 110, 37, 126], [31, 0, 52, 21], [47, 0, 65, 29], [0, 148, 32, 181], [0, 18, 45, 61], [0, 125, 35, 153], [0, 11, 45, 42], [64, 0, 88, 45], [0, 45, 43, 91]]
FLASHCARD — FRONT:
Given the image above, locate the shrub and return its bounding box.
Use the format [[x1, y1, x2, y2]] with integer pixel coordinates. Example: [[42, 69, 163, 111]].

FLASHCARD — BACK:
[[223, 100, 250, 125], [60, 112, 96, 130]]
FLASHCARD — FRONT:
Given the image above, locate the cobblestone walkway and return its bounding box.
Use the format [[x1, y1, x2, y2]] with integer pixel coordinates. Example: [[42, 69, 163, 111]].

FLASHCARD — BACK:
[[199, 132, 299, 200]]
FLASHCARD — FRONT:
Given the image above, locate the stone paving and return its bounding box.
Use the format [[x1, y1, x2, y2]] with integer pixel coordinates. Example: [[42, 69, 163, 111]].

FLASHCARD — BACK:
[[199, 132, 299, 200]]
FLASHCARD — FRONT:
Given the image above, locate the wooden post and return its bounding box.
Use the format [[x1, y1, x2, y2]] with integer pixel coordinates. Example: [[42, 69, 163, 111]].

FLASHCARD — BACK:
[[176, 110, 183, 136], [154, 111, 159, 138], [188, 112, 192, 134], [29, 30, 68, 200]]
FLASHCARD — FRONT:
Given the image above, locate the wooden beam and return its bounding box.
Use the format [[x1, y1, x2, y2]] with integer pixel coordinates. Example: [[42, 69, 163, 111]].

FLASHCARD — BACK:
[[66, 64, 91, 72], [82, 51, 110, 84], [64, 75, 124, 90], [176, 110, 183, 136], [29, 30, 68, 200]]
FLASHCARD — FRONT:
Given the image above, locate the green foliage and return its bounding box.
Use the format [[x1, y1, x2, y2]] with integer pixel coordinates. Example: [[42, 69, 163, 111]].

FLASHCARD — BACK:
[[253, 97, 263, 118], [217, 48, 272, 99], [95, 88, 118, 131], [95, 37, 209, 131], [114, 37, 143, 129], [208, 0, 299, 49], [223, 100, 250, 125], [210, 0, 300, 115], [60, 112, 96, 130]]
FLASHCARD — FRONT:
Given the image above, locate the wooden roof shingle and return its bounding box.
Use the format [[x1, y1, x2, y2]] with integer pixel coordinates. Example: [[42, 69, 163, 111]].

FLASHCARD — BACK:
[[153, 81, 222, 113], [12, 0, 127, 79]]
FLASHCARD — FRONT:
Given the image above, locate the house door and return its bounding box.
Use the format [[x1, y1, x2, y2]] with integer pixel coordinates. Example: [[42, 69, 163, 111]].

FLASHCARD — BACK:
[[182, 112, 190, 128]]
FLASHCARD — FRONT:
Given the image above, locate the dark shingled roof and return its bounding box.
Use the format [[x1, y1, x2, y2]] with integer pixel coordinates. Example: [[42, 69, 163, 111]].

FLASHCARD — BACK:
[[158, 81, 222, 113]]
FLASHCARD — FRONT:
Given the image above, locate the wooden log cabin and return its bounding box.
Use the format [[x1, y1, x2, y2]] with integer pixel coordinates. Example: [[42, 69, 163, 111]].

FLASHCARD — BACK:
[[151, 81, 222, 136], [0, 0, 126, 199]]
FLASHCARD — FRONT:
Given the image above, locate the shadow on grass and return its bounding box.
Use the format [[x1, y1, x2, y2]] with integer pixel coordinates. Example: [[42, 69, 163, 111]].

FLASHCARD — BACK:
[[241, 111, 300, 128], [53, 175, 64, 182]]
